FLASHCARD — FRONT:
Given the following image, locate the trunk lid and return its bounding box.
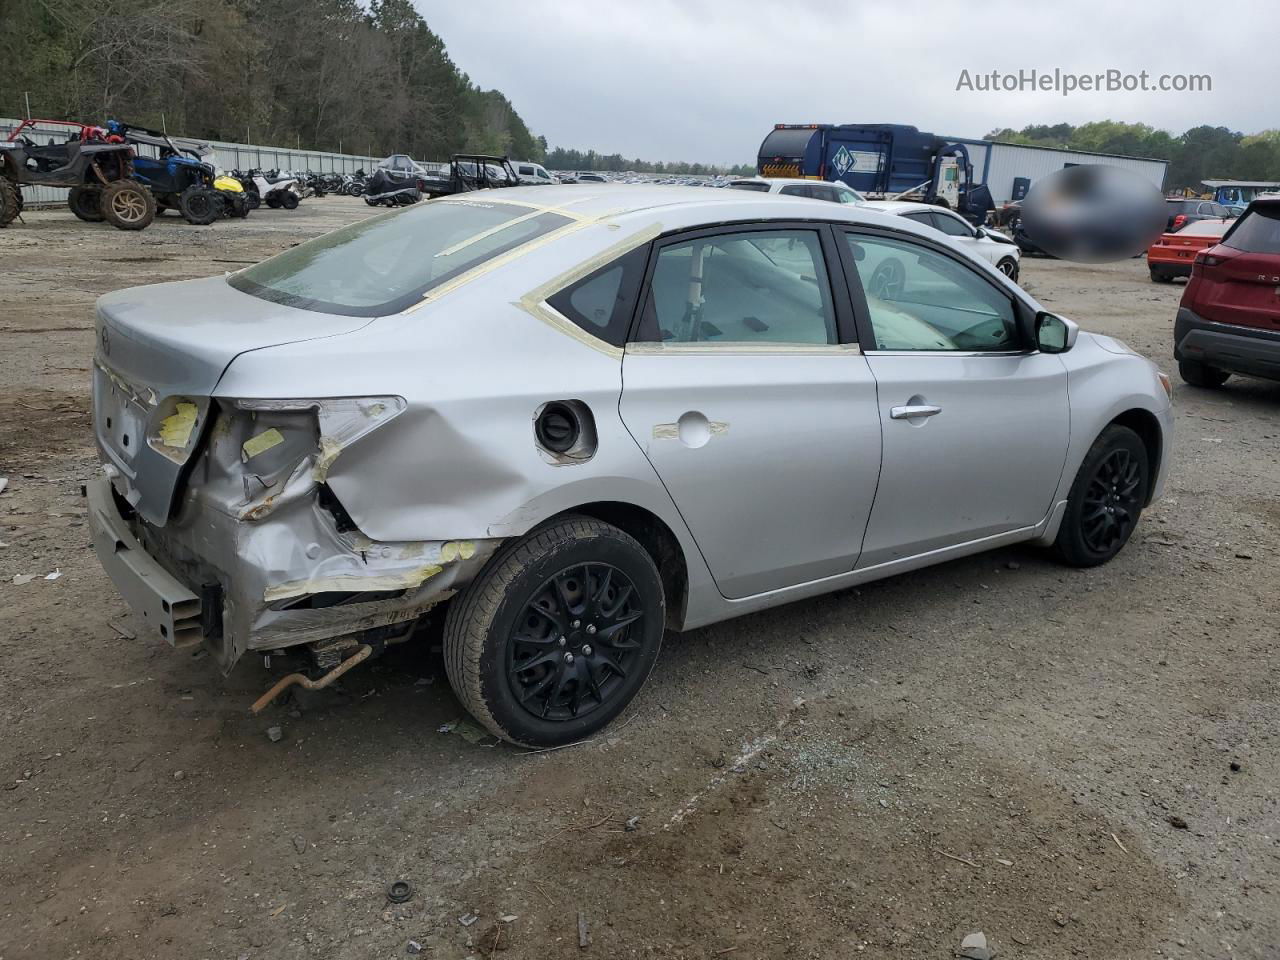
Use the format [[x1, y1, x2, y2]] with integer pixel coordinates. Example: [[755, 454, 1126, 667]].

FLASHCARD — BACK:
[[93, 275, 373, 526]]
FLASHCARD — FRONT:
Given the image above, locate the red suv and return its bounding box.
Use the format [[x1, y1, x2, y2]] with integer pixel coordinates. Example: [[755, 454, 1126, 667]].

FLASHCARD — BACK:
[[1174, 198, 1280, 387]]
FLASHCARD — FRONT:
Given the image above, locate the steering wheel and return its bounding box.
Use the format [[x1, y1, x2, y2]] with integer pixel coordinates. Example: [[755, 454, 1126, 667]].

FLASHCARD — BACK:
[[867, 258, 906, 299]]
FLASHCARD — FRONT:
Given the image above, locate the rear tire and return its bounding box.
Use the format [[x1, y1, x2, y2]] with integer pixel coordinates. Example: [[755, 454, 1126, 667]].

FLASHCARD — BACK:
[[1052, 425, 1149, 568], [1178, 359, 1229, 388], [265, 194, 282, 208], [68, 185, 104, 222], [0, 179, 22, 227], [1149, 268, 1173, 283], [996, 257, 1019, 282], [443, 517, 665, 747], [98, 180, 155, 230], [177, 185, 219, 225], [280, 191, 299, 210]]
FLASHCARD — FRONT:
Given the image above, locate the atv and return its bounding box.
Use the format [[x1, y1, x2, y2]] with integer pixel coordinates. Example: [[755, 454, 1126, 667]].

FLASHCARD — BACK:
[[106, 121, 224, 225], [0, 119, 155, 230]]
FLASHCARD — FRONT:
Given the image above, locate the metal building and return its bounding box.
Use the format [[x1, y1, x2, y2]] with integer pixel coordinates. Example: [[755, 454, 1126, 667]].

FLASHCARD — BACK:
[[944, 137, 1169, 204]]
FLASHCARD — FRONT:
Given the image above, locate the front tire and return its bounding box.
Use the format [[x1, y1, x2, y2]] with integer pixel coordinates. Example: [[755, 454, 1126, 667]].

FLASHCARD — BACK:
[[177, 185, 219, 225], [0, 179, 19, 227], [68, 185, 104, 222], [98, 180, 155, 230], [996, 257, 1019, 282], [1178, 359, 1229, 388], [443, 517, 665, 747], [280, 191, 299, 210], [1052, 425, 1149, 567]]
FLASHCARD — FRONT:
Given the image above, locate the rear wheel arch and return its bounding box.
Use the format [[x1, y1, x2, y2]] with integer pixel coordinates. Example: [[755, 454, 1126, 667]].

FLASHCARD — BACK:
[[1107, 408, 1163, 505], [540, 502, 689, 631]]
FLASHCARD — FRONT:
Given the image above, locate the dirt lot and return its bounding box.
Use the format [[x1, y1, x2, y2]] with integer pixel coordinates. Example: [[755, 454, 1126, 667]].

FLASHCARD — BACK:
[[1, 197, 1278, 960]]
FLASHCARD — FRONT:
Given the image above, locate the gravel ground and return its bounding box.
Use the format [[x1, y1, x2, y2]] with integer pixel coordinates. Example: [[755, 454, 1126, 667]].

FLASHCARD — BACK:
[[1, 197, 1277, 960]]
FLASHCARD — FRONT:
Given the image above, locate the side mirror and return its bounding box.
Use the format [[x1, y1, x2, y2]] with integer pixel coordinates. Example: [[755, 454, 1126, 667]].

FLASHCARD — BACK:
[[974, 226, 986, 238], [1035, 311, 1078, 353]]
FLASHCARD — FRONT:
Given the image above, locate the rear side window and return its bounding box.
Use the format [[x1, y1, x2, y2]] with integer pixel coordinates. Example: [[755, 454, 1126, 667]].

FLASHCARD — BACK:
[[779, 184, 812, 198], [230, 200, 571, 317], [637, 229, 836, 345], [547, 246, 648, 346], [1223, 206, 1280, 254]]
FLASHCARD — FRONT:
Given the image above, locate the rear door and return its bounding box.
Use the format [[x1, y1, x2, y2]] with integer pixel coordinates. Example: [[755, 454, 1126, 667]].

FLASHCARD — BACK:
[[619, 224, 882, 599], [1199, 205, 1280, 331], [836, 227, 1069, 566]]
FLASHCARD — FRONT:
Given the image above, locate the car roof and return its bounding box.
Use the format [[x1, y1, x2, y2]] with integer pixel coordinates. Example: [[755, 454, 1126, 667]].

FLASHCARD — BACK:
[[441, 184, 928, 237], [862, 200, 947, 216], [731, 177, 847, 188]]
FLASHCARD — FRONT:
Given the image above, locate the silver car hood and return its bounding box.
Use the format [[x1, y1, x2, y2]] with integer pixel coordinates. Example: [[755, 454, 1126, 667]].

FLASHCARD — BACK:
[[93, 276, 373, 526]]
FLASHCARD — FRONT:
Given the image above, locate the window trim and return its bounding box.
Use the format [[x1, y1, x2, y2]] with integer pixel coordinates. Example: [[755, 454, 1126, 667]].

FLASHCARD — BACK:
[[626, 220, 860, 348], [830, 224, 1035, 355]]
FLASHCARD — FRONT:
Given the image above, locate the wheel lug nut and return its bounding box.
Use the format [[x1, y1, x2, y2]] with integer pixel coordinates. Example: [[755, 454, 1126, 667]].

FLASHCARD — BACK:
[[572, 620, 581, 628], [582, 644, 593, 656], [558, 636, 566, 646], [586, 624, 597, 635], [563, 652, 574, 664]]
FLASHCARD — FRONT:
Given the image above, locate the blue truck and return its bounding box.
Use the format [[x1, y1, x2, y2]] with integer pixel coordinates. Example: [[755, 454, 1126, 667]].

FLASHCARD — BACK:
[[756, 123, 993, 222]]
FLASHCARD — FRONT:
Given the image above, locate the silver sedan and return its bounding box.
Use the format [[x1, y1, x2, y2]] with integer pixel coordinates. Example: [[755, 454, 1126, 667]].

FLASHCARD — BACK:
[[88, 186, 1174, 746]]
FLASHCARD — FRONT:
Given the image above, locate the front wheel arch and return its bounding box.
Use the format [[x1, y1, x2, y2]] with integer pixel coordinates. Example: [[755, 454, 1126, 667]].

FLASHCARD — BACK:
[[1108, 408, 1163, 506]]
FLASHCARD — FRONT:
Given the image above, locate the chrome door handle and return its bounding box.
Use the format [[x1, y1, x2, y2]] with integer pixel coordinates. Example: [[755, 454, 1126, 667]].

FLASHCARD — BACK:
[[890, 404, 942, 420]]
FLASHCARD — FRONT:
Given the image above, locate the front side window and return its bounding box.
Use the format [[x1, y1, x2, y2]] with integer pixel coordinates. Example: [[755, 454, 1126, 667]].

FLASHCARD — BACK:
[[637, 230, 836, 345], [930, 212, 973, 238], [845, 233, 1019, 352], [230, 201, 571, 316]]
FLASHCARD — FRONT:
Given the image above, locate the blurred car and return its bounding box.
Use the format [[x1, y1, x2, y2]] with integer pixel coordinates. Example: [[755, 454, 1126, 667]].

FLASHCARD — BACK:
[[1147, 219, 1232, 283], [1174, 197, 1280, 387], [863, 200, 1022, 280], [728, 177, 864, 205], [574, 173, 607, 183], [1166, 198, 1233, 232]]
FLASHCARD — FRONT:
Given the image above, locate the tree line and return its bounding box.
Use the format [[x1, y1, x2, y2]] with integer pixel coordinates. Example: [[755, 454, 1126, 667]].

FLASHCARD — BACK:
[[543, 147, 755, 177], [0, 0, 542, 162], [985, 121, 1280, 191]]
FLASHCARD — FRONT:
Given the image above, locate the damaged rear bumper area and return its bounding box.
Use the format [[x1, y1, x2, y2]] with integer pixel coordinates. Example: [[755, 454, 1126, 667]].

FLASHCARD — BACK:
[[87, 470, 497, 671]]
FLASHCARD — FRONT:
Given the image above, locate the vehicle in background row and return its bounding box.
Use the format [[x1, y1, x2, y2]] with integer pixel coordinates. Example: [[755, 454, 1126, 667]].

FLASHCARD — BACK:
[[728, 176, 865, 205], [0, 118, 155, 230], [240, 169, 300, 209], [757, 123, 995, 224], [87, 185, 1172, 748], [1174, 198, 1280, 387], [106, 122, 224, 226], [1165, 197, 1233, 232], [573, 172, 607, 183], [863, 200, 1022, 280], [364, 154, 423, 207], [514, 161, 556, 185], [417, 154, 520, 198], [1147, 219, 1232, 283]]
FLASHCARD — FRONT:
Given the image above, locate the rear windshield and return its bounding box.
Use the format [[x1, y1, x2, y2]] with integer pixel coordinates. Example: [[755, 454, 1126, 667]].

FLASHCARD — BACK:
[[728, 182, 771, 192], [229, 200, 571, 316], [1223, 206, 1280, 254], [1178, 219, 1231, 237], [1167, 200, 1197, 213]]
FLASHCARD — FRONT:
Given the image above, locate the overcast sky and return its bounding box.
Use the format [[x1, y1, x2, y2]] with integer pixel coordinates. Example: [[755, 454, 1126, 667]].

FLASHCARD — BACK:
[[420, 0, 1271, 166]]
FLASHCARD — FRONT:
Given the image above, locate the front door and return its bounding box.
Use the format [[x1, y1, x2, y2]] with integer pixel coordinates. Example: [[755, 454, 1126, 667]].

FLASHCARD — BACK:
[[839, 228, 1070, 566], [619, 225, 882, 599]]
